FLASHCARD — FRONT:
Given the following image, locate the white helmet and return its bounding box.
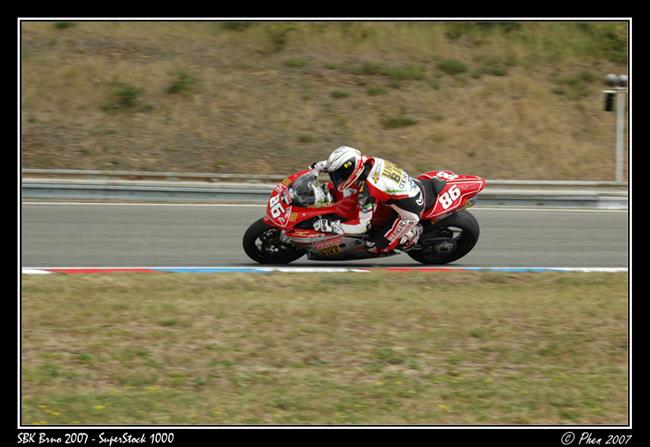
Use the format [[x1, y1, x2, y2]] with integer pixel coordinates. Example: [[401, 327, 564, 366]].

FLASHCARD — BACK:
[[326, 146, 366, 192]]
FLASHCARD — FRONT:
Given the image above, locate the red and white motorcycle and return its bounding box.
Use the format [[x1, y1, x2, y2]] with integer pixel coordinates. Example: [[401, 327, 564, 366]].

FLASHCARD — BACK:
[[243, 169, 486, 264]]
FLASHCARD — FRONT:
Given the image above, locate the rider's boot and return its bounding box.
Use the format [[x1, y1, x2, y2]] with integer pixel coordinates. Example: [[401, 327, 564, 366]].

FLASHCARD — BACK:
[[399, 224, 423, 252]]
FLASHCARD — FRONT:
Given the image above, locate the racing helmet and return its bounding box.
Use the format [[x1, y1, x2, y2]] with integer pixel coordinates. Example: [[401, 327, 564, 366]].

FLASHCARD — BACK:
[[326, 146, 366, 192]]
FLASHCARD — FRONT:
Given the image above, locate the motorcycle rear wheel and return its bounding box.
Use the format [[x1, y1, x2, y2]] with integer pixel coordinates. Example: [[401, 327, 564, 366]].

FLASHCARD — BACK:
[[407, 210, 480, 265], [242, 218, 306, 264]]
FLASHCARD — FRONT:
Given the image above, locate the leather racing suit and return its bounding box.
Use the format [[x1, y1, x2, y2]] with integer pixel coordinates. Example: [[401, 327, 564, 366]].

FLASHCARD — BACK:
[[312, 157, 425, 253]]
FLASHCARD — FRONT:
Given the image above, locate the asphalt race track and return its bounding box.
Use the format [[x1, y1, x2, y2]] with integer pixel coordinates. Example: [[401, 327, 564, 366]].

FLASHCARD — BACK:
[[21, 203, 628, 268]]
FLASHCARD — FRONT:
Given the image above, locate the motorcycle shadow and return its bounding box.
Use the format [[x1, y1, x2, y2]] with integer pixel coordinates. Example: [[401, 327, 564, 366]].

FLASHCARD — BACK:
[[239, 261, 468, 268]]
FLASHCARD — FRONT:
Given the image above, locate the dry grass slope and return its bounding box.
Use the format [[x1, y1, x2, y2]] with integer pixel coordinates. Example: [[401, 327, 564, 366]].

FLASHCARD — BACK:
[[21, 21, 628, 180]]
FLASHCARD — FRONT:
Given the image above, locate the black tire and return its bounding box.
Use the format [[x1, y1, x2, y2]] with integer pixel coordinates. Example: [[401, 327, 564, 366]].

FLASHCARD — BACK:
[[242, 218, 305, 264], [407, 210, 480, 265]]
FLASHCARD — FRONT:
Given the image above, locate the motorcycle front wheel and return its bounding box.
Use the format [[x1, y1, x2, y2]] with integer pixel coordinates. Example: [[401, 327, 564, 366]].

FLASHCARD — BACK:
[[242, 218, 306, 264]]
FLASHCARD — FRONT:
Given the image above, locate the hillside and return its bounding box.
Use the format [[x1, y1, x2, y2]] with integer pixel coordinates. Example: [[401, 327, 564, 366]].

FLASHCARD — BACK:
[[21, 21, 629, 180]]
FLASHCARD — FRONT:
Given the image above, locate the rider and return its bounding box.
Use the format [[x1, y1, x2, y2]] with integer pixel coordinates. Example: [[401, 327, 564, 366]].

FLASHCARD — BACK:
[[309, 146, 425, 254]]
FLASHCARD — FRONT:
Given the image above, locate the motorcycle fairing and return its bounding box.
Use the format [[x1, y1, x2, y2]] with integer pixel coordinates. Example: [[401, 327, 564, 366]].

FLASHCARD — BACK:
[[263, 168, 485, 260], [417, 170, 486, 220]]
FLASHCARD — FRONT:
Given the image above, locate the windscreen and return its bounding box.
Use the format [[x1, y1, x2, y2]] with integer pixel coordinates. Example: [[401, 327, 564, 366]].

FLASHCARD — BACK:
[[288, 172, 332, 207]]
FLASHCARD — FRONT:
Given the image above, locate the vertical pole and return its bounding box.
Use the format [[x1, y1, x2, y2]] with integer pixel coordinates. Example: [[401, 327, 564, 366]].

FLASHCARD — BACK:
[[615, 88, 625, 182]]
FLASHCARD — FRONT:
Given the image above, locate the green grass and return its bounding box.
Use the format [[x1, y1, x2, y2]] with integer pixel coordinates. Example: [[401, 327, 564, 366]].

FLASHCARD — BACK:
[[381, 110, 418, 129], [329, 90, 350, 99], [350, 62, 426, 81], [21, 272, 628, 425], [285, 58, 309, 68], [382, 64, 426, 81], [350, 62, 385, 76], [473, 56, 511, 78], [297, 133, 315, 143], [366, 87, 387, 96], [553, 70, 598, 100], [53, 22, 76, 30], [219, 21, 254, 32], [437, 59, 468, 76], [101, 82, 149, 113], [166, 69, 198, 95], [265, 24, 296, 52]]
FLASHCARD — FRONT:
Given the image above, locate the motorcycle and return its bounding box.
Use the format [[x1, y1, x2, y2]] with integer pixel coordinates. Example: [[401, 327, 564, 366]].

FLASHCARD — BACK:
[[243, 168, 486, 265]]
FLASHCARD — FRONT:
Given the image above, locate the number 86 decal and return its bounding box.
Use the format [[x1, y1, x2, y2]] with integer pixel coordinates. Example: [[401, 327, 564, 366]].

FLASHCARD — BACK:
[[438, 185, 461, 209], [269, 195, 285, 218]]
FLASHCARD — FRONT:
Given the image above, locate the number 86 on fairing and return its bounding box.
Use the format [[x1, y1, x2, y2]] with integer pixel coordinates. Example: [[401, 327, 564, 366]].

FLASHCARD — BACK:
[[438, 185, 461, 210]]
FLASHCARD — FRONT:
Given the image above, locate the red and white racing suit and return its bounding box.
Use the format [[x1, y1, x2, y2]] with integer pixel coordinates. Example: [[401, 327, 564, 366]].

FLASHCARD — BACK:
[[319, 157, 425, 253]]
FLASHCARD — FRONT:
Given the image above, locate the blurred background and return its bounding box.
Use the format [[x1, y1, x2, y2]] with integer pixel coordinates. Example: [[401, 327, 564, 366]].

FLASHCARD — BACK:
[[21, 20, 629, 180]]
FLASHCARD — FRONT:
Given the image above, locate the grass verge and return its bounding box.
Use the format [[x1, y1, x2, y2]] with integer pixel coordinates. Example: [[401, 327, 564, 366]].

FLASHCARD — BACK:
[[21, 272, 628, 425]]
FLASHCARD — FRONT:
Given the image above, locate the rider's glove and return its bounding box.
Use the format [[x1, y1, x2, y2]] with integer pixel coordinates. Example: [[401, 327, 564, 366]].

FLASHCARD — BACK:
[[309, 160, 328, 172], [313, 218, 344, 235]]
